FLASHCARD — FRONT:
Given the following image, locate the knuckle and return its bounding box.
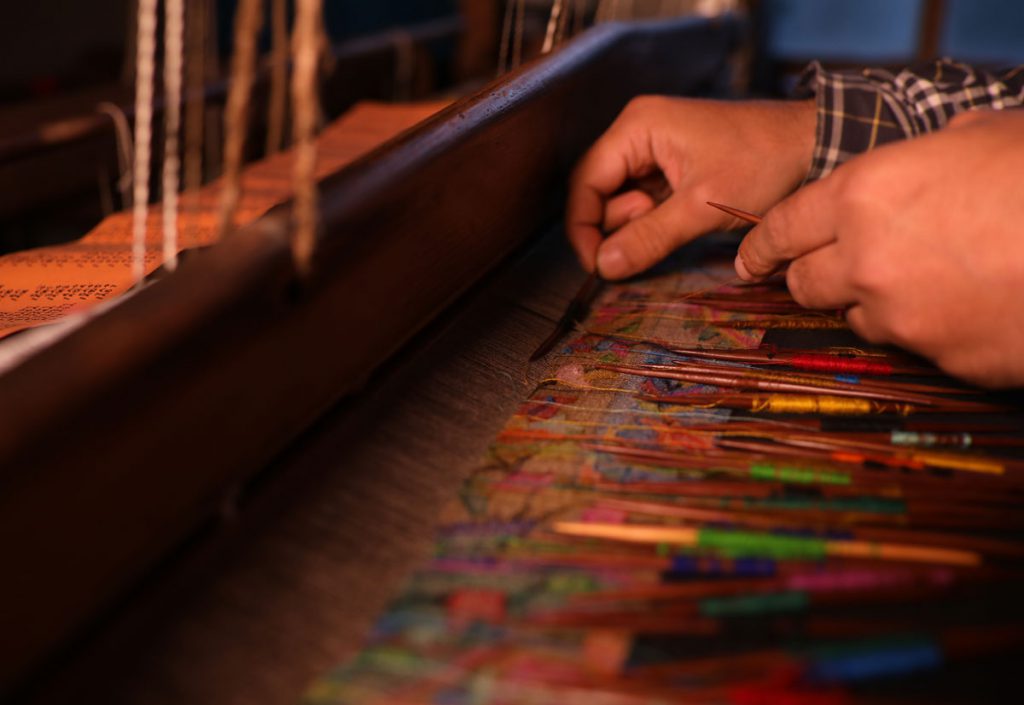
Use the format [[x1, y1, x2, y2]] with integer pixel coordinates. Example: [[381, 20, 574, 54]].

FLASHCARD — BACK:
[[845, 307, 888, 345], [743, 220, 783, 274], [758, 213, 787, 254], [785, 258, 813, 306], [835, 162, 885, 213], [870, 302, 938, 356], [689, 182, 717, 213], [845, 247, 893, 294], [835, 159, 872, 193], [621, 95, 661, 120], [883, 314, 925, 351]]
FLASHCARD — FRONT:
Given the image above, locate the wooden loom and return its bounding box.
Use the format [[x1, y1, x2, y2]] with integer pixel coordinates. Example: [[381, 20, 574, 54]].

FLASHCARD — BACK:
[[0, 16, 740, 702], [0, 15, 463, 247]]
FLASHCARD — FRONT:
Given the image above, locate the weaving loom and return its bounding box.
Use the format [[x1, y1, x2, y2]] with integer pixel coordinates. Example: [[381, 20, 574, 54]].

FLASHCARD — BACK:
[[3, 8, 1023, 705], [0, 15, 739, 703]]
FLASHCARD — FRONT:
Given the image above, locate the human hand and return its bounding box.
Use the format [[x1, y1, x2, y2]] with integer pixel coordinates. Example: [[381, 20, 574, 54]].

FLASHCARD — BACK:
[[736, 109, 1024, 387], [566, 96, 816, 279]]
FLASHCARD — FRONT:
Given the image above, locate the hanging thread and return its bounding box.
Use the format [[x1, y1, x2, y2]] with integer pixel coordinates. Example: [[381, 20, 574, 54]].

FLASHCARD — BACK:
[[217, 0, 263, 238], [542, 0, 565, 54], [290, 0, 323, 273], [162, 0, 185, 270], [131, 0, 158, 284]]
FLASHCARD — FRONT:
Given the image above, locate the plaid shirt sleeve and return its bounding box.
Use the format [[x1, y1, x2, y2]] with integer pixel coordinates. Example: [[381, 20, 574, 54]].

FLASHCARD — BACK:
[[794, 59, 1024, 180]]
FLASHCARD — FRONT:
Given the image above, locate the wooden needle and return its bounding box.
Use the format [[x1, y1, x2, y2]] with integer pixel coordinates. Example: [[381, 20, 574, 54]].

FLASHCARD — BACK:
[[707, 201, 763, 225], [530, 271, 603, 361]]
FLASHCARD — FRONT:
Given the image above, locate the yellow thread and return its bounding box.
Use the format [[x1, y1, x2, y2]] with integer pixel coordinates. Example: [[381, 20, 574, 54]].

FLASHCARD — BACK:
[[752, 395, 874, 416], [910, 451, 1004, 476]]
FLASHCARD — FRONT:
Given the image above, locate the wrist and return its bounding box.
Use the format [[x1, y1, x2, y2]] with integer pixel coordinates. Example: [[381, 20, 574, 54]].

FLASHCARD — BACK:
[[772, 99, 817, 189]]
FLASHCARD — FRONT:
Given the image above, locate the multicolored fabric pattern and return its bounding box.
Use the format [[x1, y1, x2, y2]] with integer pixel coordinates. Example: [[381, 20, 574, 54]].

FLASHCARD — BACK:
[[304, 241, 1024, 705]]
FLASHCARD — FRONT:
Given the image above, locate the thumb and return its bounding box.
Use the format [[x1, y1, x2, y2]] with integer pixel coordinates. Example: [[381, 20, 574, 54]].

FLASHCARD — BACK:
[[596, 196, 720, 279]]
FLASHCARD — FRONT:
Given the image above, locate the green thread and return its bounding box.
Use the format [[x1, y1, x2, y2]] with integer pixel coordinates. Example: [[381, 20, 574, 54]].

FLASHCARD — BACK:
[[698, 528, 828, 560], [749, 462, 850, 486], [700, 590, 809, 617]]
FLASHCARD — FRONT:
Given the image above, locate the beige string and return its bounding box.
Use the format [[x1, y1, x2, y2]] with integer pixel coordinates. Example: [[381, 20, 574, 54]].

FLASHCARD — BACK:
[[542, 0, 565, 54], [290, 0, 323, 273], [162, 0, 185, 270], [217, 0, 263, 239], [266, 0, 289, 155], [131, 0, 158, 284]]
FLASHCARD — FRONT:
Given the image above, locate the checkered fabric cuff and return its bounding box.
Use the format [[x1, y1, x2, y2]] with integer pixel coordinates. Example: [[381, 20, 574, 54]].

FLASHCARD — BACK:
[[794, 59, 1024, 180]]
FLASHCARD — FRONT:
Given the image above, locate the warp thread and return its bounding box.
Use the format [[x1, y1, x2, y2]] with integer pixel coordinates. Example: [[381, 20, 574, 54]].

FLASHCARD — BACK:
[[217, 0, 263, 238], [162, 0, 185, 270], [290, 0, 324, 273], [130, 0, 158, 283]]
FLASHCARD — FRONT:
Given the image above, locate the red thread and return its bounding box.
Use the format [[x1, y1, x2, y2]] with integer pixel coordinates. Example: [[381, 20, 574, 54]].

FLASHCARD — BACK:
[[786, 354, 895, 375]]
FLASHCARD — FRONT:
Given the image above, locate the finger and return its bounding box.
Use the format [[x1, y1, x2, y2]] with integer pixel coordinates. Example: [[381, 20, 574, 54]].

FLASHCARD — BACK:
[[567, 126, 654, 272], [736, 175, 839, 281], [785, 243, 857, 309], [845, 304, 889, 345], [603, 190, 656, 232], [596, 196, 721, 279]]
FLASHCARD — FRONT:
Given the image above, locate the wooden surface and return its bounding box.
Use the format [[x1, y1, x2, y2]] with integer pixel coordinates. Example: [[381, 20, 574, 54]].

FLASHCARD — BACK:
[[25, 230, 585, 705]]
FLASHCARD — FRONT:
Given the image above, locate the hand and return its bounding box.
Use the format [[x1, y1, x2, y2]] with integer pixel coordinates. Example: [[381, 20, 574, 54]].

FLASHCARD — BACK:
[[736, 109, 1024, 387], [566, 96, 816, 279]]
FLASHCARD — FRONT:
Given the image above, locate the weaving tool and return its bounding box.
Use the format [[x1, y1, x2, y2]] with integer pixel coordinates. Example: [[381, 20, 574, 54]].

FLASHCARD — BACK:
[[707, 200, 763, 225], [530, 270, 604, 361]]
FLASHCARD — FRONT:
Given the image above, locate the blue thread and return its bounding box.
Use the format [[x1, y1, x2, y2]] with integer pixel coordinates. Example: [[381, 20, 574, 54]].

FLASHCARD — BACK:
[[806, 642, 942, 683]]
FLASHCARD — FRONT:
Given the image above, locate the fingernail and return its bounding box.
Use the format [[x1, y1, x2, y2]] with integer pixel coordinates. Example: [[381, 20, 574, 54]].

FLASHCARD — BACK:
[[734, 253, 752, 281], [597, 244, 627, 279]]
